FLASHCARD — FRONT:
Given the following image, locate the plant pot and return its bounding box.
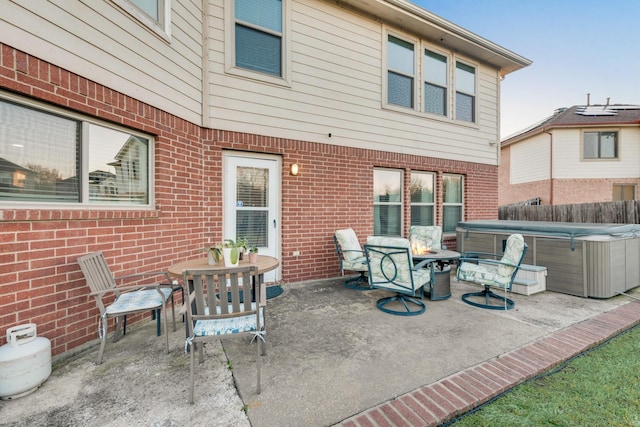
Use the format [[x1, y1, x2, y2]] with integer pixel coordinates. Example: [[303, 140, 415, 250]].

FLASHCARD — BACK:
[[207, 248, 221, 265], [248, 252, 258, 263], [223, 247, 239, 267]]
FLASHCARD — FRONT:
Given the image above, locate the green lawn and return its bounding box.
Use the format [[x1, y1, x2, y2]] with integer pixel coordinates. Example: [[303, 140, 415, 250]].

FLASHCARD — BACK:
[[452, 324, 640, 426]]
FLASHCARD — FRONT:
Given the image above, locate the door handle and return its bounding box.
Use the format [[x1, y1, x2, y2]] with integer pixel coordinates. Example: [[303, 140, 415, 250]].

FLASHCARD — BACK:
[[273, 219, 277, 228]]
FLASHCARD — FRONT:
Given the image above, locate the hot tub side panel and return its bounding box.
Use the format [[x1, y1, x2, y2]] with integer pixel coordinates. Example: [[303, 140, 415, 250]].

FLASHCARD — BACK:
[[586, 239, 640, 298]]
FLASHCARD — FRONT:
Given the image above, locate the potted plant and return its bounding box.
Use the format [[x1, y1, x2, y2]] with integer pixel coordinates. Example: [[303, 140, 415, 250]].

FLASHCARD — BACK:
[[222, 239, 241, 267], [201, 243, 222, 265], [236, 237, 249, 260], [248, 245, 258, 263]]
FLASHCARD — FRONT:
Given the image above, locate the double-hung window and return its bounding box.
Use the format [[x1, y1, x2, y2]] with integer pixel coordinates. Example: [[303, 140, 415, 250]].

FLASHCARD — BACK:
[[613, 184, 635, 201], [583, 131, 618, 159], [374, 169, 403, 236], [424, 50, 447, 116], [442, 174, 463, 233], [0, 95, 152, 207], [387, 35, 415, 109], [455, 61, 476, 122], [410, 172, 435, 226], [234, 0, 283, 77]]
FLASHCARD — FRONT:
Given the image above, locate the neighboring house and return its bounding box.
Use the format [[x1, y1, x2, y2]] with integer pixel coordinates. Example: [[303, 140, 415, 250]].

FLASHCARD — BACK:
[[499, 103, 640, 206], [0, 0, 529, 356]]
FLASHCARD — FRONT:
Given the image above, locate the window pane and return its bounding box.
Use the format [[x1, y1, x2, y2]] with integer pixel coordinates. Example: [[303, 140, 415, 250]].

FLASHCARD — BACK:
[[425, 83, 446, 115], [410, 173, 433, 203], [583, 132, 598, 158], [88, 124, 148, 204], [600, 132, 617, 158], [236, 0, 282, 32], [624, 186, 635, 200], [442, 206, 461, 233], [374, 205, 401, 235], [424, 50, 447, 86], [388, 72, 414, 108], [0, 100, 79, 202], [456, 62, 475, 94], [456, 92, 474, 122], [411, 205, 434, 226], [388, 36, 414, 75], [130, 0, 159, 21], [443, 175, 462, 203], [236, 24, 282, 76], [374, 169, 402, 203]]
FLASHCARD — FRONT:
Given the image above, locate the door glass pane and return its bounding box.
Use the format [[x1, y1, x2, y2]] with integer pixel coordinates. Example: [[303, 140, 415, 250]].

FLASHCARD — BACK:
[[0, 100, 80, 202], [236, 166, 269, 247]]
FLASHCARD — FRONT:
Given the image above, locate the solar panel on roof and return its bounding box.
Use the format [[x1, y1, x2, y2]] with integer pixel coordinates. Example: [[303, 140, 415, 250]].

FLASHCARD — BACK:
[[575, 104, 640, 116]]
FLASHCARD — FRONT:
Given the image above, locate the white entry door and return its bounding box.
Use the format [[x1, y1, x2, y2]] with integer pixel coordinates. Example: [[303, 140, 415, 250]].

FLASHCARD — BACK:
[[223, 153, 280, 283]]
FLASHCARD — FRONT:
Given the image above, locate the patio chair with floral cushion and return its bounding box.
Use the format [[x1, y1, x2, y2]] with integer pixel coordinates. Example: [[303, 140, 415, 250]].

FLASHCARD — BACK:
[[183, 265, 264, 404], [364, 236, 434, 316], [457, 233, 528, 310], [408, 225, 446, 254], [334, 228, 369, 290], [77, 251, 178, 364]]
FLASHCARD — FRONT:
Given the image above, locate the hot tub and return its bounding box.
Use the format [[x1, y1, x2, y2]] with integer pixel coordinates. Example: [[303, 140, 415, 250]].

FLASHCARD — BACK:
[[456, 220, 640, 298]]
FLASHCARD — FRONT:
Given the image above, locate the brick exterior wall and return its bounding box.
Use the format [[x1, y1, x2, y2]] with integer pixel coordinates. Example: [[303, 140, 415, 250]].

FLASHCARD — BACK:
[[0, 44, 498, 357]]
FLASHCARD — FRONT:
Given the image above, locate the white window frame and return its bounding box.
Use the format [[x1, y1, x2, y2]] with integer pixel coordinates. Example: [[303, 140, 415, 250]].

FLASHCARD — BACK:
[[454, 60, 477, 123], [423, 48, 449, 118], [0, 91, 155, 210], [373, 168, 404, 236], [384, 32, 418, 112], [224, 0, 292, 87], [112, 0, 172, 41], [410, 171, 436, 226], [442, 174, 464, 233]]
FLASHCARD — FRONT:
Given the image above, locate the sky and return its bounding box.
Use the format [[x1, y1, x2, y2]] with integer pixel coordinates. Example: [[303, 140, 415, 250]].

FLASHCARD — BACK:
[[410, 0, 640, 138]]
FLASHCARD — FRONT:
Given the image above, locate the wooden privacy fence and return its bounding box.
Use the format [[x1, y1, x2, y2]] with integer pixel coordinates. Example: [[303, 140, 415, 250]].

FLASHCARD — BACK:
[[498, 201, 640, 224]]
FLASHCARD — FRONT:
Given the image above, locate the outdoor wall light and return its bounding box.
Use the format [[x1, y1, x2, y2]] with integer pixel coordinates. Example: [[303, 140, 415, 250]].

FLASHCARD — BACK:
[[290, 163, 300, 176]]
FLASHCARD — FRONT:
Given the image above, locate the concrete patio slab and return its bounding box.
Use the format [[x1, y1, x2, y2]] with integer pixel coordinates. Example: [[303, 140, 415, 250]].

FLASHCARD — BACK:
[[1, 275, 638, 427]]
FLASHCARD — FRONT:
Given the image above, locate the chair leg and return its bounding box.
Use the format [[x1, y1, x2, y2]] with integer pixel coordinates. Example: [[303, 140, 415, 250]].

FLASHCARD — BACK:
[[189, 341, 196, 404], [344, 272, 369, 290], [256, 332, 262, 395], [461, 286, 515, 310], [376, 294, 426, 316], [97, 317, 108, 365], [162, 301, 169, 354]]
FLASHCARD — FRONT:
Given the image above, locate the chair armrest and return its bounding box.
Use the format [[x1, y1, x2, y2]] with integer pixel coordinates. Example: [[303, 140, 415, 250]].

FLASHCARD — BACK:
[[117, 271, 172, 282], [459, 257, 520, 269], [89, 283, 166, 296]]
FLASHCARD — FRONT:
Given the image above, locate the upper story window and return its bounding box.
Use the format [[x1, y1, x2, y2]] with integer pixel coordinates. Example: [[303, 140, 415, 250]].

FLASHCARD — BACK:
[[374, 169, 403, 236], [424, 50, 447, 116], [0, 94, 153, 207], [583, 131, 618, 159], [113, 0, 170, 39], [455, 62, 476, 122], [410, 172, 435, 226], [235, 0, 283, 77], [442, 174, 464, 233], [387, 35, 415, 109]]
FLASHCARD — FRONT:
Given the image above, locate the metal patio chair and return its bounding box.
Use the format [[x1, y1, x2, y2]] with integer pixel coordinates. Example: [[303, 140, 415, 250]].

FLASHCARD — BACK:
[[184, 265, 265, 404], [457, 233, 528, 310], [77, 251, 178, 364], [364, 236, 433, 316], [334, 228, 369, 290]]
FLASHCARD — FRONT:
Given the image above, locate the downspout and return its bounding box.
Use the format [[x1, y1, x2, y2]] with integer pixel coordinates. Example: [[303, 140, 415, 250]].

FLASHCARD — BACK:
[[544, 130, 553, 204]]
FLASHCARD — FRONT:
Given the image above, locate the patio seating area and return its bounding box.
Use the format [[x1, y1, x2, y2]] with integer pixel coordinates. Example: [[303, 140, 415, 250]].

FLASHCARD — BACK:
[[2, 275, 639, 427]]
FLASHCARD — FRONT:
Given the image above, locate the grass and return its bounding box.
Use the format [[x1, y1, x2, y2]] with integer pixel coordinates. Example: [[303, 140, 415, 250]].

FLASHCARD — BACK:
[[452, 324, 640, 427]]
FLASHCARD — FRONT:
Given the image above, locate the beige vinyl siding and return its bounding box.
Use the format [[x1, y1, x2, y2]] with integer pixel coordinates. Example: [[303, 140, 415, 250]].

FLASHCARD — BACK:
[[1, 0, 204, 124], [510, 133, 550, 184], [210, 0, 501, 165], [554, 128, 640, 179]]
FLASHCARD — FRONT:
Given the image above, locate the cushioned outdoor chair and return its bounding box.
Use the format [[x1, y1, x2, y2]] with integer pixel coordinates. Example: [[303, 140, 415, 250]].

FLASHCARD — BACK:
[[408, 225, 446, 253], [334, 228, 369, 290], [184, 265, 265, 404], [77, 251, 178, 364], [457, 233, 528, 310], [364, 236, 434, 316]]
